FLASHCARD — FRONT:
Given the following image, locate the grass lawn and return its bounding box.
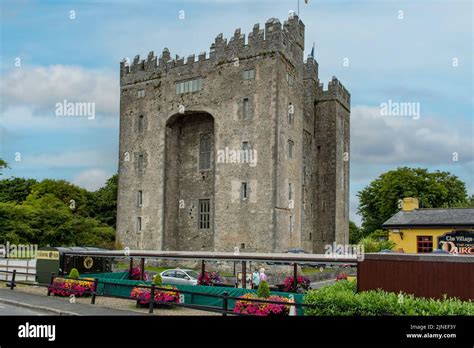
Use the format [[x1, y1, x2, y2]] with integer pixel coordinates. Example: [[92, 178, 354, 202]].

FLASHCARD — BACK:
[[301, 267, 335, 275]]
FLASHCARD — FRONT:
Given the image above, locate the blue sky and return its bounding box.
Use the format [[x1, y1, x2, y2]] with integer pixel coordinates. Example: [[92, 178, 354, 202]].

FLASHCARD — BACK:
[[0, 0, 472, 225]]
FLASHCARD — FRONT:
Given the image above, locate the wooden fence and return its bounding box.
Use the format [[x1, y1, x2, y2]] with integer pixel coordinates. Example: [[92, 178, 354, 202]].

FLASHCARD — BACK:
[[358, 253, 474, 300]]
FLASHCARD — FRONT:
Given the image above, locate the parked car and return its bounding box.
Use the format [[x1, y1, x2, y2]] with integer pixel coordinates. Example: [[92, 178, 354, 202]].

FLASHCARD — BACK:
[[160, 268, 199, 286]]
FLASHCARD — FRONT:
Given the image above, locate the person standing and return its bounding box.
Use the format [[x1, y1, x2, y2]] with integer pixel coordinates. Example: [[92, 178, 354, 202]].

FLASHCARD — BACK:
[[259, 267, 268, 283], [252, 268, 260, 289]]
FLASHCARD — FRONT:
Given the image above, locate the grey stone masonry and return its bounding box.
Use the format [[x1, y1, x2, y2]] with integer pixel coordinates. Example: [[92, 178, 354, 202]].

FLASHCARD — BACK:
[[116, 14, 350, 253]]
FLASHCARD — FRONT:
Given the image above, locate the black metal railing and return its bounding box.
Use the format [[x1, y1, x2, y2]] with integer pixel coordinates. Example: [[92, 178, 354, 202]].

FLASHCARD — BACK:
[[0, 269, 317, 316]]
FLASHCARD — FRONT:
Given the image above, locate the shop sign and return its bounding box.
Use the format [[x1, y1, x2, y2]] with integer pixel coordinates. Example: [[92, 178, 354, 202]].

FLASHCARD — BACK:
[[438, 230, 474, 255]]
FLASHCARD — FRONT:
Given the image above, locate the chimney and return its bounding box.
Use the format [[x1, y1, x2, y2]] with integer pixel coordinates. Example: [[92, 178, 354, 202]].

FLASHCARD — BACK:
[[401, 197, 419, 211]]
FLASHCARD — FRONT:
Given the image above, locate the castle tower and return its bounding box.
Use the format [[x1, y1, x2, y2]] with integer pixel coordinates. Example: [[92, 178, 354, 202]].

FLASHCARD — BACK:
[[116, 14, 350, 253]]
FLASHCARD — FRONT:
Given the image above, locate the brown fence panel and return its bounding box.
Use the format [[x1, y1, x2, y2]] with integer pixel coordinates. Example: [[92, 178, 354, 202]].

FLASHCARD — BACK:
[[358, 253, 474, 300]]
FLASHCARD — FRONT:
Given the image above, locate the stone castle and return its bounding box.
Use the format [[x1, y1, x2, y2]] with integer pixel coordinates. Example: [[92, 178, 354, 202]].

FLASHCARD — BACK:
[[116, 14, 350, 254]]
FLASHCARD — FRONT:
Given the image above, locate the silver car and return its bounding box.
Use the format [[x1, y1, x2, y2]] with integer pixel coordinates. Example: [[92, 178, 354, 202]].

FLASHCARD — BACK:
[[160, 269, 199, 286]]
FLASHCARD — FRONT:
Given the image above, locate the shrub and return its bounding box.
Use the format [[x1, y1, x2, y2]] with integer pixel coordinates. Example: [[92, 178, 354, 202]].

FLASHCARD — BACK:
[[257, 280, 270, 299], [283, 275, 311, 293], [233, 293, 290, 316], [303, 280, 474, 316], [68, 268, 80, 279], [153, 274, 162, 286], [197, 271, 222, 286], [130, 285, 180, 306], [359, 236, 395, 252], [49, 277, 94, 297]]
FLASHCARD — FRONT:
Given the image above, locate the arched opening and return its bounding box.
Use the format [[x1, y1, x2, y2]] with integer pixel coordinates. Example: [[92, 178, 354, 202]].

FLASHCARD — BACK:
[[163, 112, 215, 251]]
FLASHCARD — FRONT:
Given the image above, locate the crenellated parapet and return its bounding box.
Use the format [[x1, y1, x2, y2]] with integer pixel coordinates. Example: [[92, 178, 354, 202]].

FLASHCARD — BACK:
[[303, 56, 319, 82], [120, 14, 305, 86], [316, 76, 351, 110]]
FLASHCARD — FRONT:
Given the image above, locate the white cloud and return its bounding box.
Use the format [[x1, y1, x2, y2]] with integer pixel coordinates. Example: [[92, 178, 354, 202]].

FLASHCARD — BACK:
[[72, 169, 110, 191], [21, 150, 117, 169], [351, 105, 474, 165], [0, 65, 118, 116]]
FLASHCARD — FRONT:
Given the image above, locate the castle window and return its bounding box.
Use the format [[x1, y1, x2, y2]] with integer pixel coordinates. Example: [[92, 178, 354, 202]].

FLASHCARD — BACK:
[[137, 89, 145, 98], [289, 215, 294, 234], [137, 190, 143, 207], [175, 77, 203, 94], [136, 217, 142, 232], [241, 182, 248, 200], [241, 141, 249, 162], [242, 69, 255, 80], [243, 98, 250, 120], [199, 133, 211, 170], [137, 154, 144, 173], [288, 103, 294, 124], [138, 115, 144, 133], [286, 73, 294, 86], [288, 140, 294, 159], [199, 199, 210, 229], [288, 183, 293, 201]]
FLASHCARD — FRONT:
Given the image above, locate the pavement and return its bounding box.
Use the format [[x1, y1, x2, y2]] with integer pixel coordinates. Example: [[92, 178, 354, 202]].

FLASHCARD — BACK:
[[0, 288, 144, 316]]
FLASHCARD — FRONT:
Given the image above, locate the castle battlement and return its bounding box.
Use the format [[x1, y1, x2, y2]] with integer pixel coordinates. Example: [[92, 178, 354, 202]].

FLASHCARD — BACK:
[[316, 76, 351, 110], [120, 14, 305, 85]]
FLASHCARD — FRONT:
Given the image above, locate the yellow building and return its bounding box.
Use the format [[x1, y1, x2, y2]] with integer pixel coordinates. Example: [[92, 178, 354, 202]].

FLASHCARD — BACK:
[[383, 198, 474, 255]]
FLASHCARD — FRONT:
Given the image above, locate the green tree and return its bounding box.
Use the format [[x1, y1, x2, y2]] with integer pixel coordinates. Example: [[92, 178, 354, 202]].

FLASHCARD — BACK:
[[257, 280, 270, 298], [0, 159, 9, 175], [0, 178, 38, 203], [357, 167, 468, 236], [90, 174, 118, 228], [29, 179, 93, 217], [349, 220, 362, 244]]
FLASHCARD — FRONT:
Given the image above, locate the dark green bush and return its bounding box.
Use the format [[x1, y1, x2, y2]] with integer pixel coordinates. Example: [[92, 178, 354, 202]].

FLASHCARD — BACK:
[[257, 280, 270, 299], [303, 280, 474, 316], [68, 268, 79, 279]]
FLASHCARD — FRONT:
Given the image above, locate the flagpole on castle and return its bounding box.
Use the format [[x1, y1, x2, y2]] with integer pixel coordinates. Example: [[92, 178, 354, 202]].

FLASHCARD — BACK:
[[297, 0, 300, 16]]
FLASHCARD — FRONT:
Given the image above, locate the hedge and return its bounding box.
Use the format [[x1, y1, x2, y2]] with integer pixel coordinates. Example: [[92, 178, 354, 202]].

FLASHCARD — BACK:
[[303, 280, 474, 316]]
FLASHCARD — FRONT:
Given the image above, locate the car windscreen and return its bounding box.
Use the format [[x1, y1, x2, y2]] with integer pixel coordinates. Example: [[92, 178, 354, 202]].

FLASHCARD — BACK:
[[186, 270, 199, 279]]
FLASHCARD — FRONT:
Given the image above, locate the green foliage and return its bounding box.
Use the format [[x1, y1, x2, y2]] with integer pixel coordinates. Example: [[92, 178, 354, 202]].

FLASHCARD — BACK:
[[0, 192, 115, 248], [349, 220, 363, 244], [257, 280, 270, 298], [357, 167, 468, 235], [153, 274, 163, 286], [29, 179, 93, 217], [0, 178, 38, 204], [69, 268, 80, 279], [89, 174, 118, 228], [303, 281, 474, 316], [0, 159, 9, 175], [358, 236, 395, 253]]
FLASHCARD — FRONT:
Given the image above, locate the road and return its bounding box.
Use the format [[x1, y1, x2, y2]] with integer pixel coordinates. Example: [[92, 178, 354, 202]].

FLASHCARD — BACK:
[[0, 302, 44, 316], [310, 279, 336, 290]]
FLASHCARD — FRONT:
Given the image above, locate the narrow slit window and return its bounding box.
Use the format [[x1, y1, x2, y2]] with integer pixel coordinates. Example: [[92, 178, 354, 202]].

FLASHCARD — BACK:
[[137, 155, 144, 173], [243, 98, 250, 120], [288, 140, 294, 159], [138, 116, 144, 134], [241, 182, 248, 200], [138, 190, 143, 207], [199, 199, 210, 229], [136, 217, 142, 232]]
